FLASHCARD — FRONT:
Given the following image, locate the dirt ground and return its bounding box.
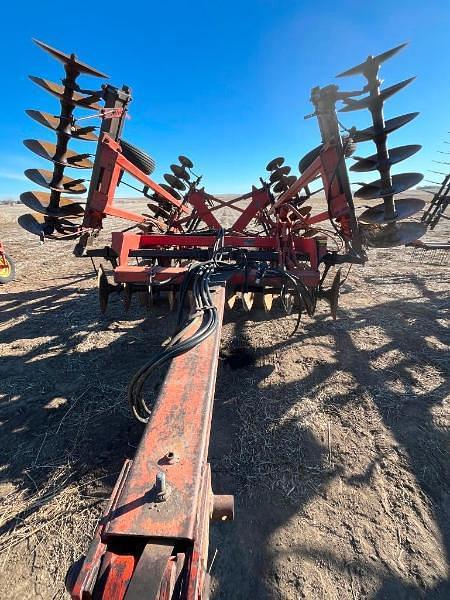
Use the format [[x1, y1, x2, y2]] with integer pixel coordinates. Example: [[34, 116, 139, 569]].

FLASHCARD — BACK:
[[0, 197, 449, 599]]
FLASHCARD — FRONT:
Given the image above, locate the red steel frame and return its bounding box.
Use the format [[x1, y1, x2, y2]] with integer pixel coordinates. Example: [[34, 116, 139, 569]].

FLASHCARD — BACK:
[[69, 284, 230, 599], [82, 134, 354, 291], [68, 122, 361, 598]]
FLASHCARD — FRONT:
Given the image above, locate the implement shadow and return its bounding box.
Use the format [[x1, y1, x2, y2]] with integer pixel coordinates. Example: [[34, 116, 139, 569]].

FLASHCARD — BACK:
[[0, 271, 176, 543], [209, 268, 449, 599]]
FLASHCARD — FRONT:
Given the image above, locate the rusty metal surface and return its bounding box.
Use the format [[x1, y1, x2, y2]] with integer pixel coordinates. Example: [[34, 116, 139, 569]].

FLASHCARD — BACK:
[[359, 197, 425, 225], [355, 172, 424, 200], [350, 144, 421, 173], [20, 191, 85, 217], [33, 38, 109, 78], [23, 139, 93, 169], [104, 285, 226, 540], [122, 543, 174, 600], [24, 168, 87, 193], [25, 110, 98, 141], [353, 112, 419, 143], [336, 42, 407, 77], [29, 76, 102, 110]]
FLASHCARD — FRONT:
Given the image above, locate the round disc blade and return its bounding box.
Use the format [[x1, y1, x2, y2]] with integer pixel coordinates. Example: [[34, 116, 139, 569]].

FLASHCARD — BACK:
[[297, 205, 312, 216], [98, 265, 110, 314], [20, 191, 85, 217], [24, 168, 87, 194], [340, 78, 416, 113], [29, 76, 102, 110], [170, 164, 190, 181], [25, 110, 97, 141], [33, 39, 109, 78], [18, 212, 47, 236], [18, 213, 79, 239], [147, 201, 172, 218], [358, 197, 426, 224], [159, 183, 181, 200], [272, 178, 287, 193], [363, 222, 427, 248], [354, 172, 424, 200], [329, 269, 341, 320], [336, 42, 408, 78], [269, 166, 291, 182], [266, 157, 285, 171], [353, 113, 419, 143], [178, 155, 194, 169], [163, 174, 186, 191], [272, 175, 297, 193], [24, 139, 93, 169], [350, 144, 421, 173]]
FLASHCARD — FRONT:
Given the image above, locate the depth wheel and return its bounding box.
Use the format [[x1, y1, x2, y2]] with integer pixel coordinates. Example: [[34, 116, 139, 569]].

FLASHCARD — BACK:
[[0, 254, 15, 283]]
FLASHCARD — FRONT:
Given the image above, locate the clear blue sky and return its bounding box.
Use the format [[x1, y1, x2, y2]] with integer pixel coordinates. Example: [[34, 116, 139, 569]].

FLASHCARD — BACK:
[[1, 0, 449, 199]]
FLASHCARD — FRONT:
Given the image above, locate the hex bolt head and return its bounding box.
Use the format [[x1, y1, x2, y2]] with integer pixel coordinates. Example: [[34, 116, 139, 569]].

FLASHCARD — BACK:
[[154, 471, 171, 502], [155, 471, 166, 494]]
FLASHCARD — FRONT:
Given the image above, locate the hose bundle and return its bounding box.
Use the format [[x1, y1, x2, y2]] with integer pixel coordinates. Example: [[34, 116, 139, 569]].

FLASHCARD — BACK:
[[128, 231, 246, 423]]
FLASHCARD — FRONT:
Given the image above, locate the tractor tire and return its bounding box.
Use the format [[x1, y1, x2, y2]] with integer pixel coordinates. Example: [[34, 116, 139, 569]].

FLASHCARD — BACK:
[[120, 139, 156, 175], [298, 139, 357, 173], [0, 254, 15, 283], [298, 145, 322, 173]]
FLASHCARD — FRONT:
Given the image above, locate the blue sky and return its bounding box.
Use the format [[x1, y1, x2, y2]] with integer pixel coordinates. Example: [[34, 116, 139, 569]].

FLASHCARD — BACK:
[[0, 0, 449, 198]]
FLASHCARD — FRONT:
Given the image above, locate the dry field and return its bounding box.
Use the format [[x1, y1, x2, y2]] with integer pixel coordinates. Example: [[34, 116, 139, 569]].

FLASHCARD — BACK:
[[0, 196, 449, 599]]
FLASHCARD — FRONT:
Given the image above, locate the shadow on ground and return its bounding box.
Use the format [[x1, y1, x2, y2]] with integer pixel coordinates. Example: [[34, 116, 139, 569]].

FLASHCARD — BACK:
[[0, 268, 448, 598]]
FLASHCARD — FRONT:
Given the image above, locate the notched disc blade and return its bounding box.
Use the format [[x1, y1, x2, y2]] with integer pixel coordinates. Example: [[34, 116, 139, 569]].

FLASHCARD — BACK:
[[340, 78, 416, 113], [170, 164, 190, 181], [25, 168, 87, 194], [363, 222, 427, 247], [353, 113, 419, 143], [350, 144, 421, 172], [24, 139, 93, 169], [358, 197, 425, 224], [163, 174, 186, 191], [266, 157, 285, 171], [25, 110, 97, 141], [29, 76, 102, 110], [336, 42, 408, 78], [33, 39, 109, 78], [178, 155, 194, 169], [20, 191, 85, 217], [354, 172, 424, 200], [269, 166, 291, 182]]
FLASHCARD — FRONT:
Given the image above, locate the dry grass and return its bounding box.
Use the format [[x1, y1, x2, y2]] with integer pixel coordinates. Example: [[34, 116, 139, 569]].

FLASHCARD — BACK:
[[0, 466, 102, 590]]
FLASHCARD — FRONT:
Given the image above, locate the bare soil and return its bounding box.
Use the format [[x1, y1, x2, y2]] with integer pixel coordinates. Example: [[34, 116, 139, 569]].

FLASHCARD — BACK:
[[0, 197, 449, 599]]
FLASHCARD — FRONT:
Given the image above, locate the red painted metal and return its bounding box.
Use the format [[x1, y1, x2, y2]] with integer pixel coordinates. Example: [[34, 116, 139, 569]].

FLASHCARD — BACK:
[[82, 134, 189, 230], [68, 285, 227, 599], [68, 88, 363, 599]]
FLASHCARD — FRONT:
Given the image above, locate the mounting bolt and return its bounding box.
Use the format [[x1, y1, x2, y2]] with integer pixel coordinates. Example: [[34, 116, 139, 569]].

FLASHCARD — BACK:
[[155, 471, 170, 502], [165, 451, 178, 465]]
